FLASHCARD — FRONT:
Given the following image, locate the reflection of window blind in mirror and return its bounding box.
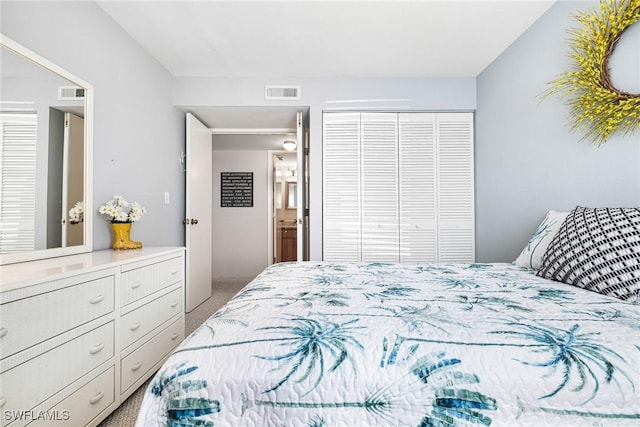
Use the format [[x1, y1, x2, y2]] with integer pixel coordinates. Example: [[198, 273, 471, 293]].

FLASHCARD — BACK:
[[0, 113, 37, 252]]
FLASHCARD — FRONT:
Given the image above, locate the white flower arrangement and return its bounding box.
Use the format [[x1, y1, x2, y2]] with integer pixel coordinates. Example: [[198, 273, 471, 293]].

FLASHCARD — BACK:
[[68, 201, 84, 224], [99, 195, 147, 223]]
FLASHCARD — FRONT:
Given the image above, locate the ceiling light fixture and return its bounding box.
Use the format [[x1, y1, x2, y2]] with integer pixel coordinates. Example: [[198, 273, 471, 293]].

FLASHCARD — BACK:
[[282, 140, 297, 151]]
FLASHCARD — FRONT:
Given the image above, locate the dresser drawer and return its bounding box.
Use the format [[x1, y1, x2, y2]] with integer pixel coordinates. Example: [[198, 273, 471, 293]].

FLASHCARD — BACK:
[[0, 322, 114, 426], [121, 257, 182, 306], [121, 318, 184, 393], [121, 288, 182, 350], [29, 366, 115, 426], [0, 276, 114, 358]]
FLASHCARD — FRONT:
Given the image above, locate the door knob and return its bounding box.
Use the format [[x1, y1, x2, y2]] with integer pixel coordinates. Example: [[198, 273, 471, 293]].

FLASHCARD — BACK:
[[183, 218, 189, 225], [191, 219, 198, 225]]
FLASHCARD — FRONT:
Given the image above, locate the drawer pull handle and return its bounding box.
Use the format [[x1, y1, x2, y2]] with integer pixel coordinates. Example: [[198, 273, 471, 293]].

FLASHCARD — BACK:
[[89, 391, 104, 405], [130, 322, 141, 331], [0, 396, 6, 408], [170, 269, 178, 275], [170, 332, 180, 340], [170, 301, 178, 308], [131, 361, 143, 372], [130, 281, 142, 289], [89, 343, 104, 354], [89, 294, 104, 304], [0, 327, 7, 338]]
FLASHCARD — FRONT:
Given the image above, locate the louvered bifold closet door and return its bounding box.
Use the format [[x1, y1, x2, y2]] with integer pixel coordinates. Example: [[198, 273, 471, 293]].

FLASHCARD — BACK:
[[437, 112, 474, 262], [360, 113, 399, 262], [323, 113, 361, 261], [0, 113, 37, 252], [399, 113, 437, 262]]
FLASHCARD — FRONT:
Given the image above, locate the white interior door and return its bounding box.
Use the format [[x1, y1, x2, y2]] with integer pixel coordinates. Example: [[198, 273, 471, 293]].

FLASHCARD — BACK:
[[62, 112, 84, 248], [322, 111, 474, 263], [322, 112, 361, 261], [185, 113, 212, 312], [399, 113, 437, 262], [295, 111, 306, 261], [61, 114, 69, 247], [436, 112, 475, 262], [361, 113, 399, 262]]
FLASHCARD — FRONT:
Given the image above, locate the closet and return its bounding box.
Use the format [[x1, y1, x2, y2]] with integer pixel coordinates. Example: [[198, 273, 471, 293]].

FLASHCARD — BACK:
[[322, 112, 474, 263]]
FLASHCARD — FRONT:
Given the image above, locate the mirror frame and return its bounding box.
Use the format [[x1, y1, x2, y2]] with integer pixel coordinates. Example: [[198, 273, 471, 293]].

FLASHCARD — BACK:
[[0, 34, 93, 265]]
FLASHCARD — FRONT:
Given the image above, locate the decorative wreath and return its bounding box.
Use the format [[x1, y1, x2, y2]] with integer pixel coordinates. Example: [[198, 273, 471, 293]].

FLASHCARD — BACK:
[[544, 0, 640, 144]]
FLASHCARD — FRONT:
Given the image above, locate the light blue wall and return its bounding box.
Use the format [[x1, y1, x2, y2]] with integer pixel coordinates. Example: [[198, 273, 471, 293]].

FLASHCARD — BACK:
[[4, 1, 637, 262], [476, 0, 640, 262], [1, 1, 185, 250], [174, 76, 477, 260]]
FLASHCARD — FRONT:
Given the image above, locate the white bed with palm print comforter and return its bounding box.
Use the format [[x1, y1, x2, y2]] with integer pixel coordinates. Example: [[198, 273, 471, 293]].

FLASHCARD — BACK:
[[135, 262, 640, 427]]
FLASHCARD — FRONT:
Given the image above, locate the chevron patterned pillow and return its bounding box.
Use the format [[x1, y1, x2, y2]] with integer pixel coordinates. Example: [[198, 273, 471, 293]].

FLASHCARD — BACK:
[[537, 206, 640, 303]]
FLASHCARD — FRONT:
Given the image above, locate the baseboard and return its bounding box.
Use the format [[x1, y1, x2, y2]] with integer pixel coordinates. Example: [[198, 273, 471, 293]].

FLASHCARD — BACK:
[[212, 277, 254, 284]]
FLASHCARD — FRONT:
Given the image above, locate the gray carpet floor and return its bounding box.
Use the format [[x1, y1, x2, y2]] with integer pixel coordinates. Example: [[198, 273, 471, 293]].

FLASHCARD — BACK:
[[98, 278, 251, 427]]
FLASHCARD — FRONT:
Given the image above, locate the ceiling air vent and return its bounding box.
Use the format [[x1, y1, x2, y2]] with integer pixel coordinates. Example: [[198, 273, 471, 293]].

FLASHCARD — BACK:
[[265, 85, 301, 100], [58, 86, 85, 101]]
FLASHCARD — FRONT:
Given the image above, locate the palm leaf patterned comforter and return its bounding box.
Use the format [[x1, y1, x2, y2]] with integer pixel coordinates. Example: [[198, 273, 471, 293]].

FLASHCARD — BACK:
[[136, 262, 640, 426]]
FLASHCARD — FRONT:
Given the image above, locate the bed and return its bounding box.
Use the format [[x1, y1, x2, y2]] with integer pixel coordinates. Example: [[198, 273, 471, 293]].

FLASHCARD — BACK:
[[135, 261, 639, 427]]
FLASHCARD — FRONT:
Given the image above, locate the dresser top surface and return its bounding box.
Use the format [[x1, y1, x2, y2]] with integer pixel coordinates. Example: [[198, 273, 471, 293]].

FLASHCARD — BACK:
[[0, 247, 185, 291]]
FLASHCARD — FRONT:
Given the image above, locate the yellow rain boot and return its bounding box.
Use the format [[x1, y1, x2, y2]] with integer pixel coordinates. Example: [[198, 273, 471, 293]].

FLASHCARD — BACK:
[[111, 223, 143, 250]]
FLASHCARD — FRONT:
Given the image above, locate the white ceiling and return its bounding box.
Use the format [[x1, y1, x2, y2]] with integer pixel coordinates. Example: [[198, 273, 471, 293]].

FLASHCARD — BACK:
[[97, 0, 556, 79], [96, 0, 556, 144]]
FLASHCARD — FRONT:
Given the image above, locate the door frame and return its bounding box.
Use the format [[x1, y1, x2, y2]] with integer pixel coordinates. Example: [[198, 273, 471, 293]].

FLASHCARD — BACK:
[[268, 149, 304, 264], [267, 111, 309, 265], [267, 151, 277, 265]]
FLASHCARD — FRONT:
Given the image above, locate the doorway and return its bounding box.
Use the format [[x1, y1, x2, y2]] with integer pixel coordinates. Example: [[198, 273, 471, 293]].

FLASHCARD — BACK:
[[193, 106, 309, 280], [272, 152, 298, 263]]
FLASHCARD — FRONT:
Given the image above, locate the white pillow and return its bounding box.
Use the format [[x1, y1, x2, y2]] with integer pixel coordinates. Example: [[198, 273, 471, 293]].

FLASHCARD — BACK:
[[514, 210, 568, 269]]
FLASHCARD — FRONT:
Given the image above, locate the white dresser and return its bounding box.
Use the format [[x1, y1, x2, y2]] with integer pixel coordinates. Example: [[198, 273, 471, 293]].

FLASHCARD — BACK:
[[0, 247, 186, 427]]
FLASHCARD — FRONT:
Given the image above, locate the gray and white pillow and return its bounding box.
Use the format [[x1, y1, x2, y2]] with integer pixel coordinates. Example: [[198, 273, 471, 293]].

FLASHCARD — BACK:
[[537, 206, 640, 303], [514, 210, 568, 269]]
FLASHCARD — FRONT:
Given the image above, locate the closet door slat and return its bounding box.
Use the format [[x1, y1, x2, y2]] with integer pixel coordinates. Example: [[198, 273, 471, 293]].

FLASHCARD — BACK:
[[322, 113, 361, 261], [437, 112, 474, 262], [361, 113, 398, 262], [399, 113, 437, 262]]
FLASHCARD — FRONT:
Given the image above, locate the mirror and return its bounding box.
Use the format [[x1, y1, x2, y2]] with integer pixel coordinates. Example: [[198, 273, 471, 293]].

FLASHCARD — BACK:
[[286, 182, 297, 209], [0, 35, 93, 265]]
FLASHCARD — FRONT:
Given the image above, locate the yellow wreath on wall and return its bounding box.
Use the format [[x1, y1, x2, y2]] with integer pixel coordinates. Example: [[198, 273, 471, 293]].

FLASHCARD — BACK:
[[545, 0, 640, 144]]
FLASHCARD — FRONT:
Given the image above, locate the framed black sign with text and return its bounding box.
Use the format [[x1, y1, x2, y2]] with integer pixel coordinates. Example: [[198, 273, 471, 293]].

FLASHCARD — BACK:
[[221, 172, 253, 207]]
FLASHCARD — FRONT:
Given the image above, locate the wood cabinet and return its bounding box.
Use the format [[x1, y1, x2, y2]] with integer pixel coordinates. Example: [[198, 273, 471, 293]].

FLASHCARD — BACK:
[[280, 227, 297, 262], [0, 247, 185, 426]]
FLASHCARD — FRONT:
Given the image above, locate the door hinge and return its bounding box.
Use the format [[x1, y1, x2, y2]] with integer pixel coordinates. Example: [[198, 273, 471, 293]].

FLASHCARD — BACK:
[[179, 152, 186, 172]]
